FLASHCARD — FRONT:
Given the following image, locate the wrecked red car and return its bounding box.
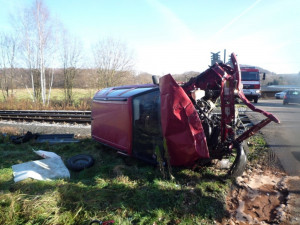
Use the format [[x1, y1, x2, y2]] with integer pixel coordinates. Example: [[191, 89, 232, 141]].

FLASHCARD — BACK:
[[91, 53, 279, 177]]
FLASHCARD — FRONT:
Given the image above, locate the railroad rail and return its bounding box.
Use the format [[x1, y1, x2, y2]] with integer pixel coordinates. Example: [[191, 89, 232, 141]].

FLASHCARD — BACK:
[[0, 110, 91, 124]]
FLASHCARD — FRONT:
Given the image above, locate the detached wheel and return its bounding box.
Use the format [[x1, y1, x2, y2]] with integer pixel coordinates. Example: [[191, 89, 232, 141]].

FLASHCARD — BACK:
[[66, 154, 95, 172]]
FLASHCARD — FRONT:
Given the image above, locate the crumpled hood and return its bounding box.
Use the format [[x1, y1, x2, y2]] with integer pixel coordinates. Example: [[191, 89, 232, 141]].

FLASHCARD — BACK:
[[159, 74, 209, 166]]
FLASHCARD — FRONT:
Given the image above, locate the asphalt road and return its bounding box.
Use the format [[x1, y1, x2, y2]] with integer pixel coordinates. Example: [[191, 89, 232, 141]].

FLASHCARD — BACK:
[[246, 99, 300, 176]]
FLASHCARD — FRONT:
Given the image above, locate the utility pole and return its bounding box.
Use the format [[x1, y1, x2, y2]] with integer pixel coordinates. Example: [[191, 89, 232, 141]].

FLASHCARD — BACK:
[[224, 49, 226, 64], [210, 51, 222, 66]]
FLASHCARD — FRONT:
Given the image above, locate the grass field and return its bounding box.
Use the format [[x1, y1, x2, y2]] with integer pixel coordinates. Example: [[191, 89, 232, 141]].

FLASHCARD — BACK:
[[0, 88, 98, 101], [0, 88, 98, 110], [0, 135, 232, 225], [0, 130, 270, 225]]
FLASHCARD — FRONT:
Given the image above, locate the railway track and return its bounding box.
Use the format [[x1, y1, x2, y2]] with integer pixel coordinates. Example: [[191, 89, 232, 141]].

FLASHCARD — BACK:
[[0, 110, 91, 124], [0, 110, 252, 126]]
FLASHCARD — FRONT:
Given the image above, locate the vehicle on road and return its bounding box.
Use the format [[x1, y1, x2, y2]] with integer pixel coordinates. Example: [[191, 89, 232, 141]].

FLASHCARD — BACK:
[[283, 89, 300, 104], [275, 90, 288, 99], [240, 67, 261, 103], [91, 53, 279, 177]]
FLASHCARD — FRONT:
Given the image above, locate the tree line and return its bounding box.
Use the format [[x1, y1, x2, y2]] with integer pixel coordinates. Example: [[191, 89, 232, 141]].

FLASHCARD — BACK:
[[0, 0, 153, 106]]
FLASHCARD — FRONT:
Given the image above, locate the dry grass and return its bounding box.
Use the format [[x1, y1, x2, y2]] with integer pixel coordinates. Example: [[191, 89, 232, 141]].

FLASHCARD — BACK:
[[0, 88, 98, 110], [0, 88, 97, 101], [0, 127, 20, 135]]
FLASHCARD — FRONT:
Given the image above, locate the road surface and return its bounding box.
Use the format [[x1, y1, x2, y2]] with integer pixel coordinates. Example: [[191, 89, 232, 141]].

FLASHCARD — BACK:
[[246, 99, 300, 176]]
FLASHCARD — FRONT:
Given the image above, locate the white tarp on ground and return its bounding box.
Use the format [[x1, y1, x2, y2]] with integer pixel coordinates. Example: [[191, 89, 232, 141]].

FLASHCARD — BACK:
[[33, 150, 61, 159], [12, 157, 70, 183]]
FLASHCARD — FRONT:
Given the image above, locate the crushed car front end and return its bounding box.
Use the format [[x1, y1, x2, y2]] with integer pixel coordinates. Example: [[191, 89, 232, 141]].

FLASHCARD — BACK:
[[92, 53, 280, 177]]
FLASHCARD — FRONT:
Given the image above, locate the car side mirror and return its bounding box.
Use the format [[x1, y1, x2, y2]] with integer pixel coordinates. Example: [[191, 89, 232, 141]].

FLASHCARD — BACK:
[[152, 75, 159, 85]]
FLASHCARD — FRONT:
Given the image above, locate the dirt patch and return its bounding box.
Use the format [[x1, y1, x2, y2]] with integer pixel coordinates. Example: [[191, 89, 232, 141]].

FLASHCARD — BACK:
[[223, 167, 289, 224]]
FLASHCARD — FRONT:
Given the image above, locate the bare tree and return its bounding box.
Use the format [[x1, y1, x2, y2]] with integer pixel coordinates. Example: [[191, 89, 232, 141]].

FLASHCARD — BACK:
[[0, 32, 17, 99], [13, 0, 54, 105], [60, 29, 82, 105], [134, 72, 154, 84], [15, 5, 39, 101], [34, 0, 53, 105], [93, 38, 134, 88]]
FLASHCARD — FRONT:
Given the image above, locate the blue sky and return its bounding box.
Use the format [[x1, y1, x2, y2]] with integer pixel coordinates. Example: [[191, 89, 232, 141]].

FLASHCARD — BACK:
[[0, 0, 299, 74]]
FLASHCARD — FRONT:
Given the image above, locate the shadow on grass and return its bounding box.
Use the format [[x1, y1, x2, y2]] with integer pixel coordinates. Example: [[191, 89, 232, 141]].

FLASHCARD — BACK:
[[6, 178, 227, 223], [60, 182, 226, 220]]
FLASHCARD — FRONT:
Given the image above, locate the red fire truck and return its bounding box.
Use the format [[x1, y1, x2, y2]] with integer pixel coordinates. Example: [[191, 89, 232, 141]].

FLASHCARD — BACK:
[[240, 67, 261, 103]]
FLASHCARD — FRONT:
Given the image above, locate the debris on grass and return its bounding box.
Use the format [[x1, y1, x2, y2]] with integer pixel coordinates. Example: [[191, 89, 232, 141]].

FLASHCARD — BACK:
[[12, 149, 69, 182], [33, 149, 61, 159], [12, 157, 70, 182]]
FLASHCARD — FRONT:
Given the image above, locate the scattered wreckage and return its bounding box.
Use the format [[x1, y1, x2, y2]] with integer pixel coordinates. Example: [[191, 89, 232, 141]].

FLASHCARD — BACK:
[[9, 133, 95, 181], [10, 132, 79, 144], [91, 53, 279, 177]]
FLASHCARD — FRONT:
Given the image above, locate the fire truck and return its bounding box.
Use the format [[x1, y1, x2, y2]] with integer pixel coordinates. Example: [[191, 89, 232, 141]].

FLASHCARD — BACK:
[[240, 67, 261, 103]]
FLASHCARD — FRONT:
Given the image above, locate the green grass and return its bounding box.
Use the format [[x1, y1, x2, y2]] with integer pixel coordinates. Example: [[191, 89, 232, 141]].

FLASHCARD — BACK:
[[246, 133, 268, 162], [0, 136, 231, 225]]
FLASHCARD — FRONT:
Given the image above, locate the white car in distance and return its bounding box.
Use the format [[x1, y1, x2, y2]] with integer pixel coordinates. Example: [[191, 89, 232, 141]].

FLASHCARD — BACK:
[[275, 90, 288, 99]]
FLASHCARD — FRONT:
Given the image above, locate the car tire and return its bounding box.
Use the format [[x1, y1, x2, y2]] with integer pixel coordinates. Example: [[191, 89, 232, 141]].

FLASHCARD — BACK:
[[66, 154, 95, 172], [254, 97, 258, 103], [227, 142, 247, 178]]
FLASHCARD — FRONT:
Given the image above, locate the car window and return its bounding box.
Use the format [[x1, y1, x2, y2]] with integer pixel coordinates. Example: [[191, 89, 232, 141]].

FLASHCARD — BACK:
[[291, 91, 299, 95], [132, 90, 163, 163], [241, 71, 259, 81]]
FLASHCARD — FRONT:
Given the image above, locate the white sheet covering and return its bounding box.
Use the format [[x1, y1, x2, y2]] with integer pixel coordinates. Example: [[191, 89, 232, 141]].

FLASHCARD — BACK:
[[12, 157, 70, 182]]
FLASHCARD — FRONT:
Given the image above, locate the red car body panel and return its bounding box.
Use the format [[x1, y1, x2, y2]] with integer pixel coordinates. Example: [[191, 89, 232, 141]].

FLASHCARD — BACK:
[[92, 97, 133, 153], [160, 74, 209, 166], [92, 84, 158, 156]]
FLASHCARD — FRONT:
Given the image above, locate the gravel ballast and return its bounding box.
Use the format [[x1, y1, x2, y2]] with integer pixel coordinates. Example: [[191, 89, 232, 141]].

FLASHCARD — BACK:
[[0, 120, 91, 137]]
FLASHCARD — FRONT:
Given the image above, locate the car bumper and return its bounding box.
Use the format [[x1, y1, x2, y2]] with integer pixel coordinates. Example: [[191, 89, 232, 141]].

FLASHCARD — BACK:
[[243, 89, 261, 98]]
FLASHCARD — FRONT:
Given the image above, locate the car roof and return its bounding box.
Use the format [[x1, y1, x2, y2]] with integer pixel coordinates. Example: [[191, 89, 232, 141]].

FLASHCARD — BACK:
[[94, 84, 159, 99]]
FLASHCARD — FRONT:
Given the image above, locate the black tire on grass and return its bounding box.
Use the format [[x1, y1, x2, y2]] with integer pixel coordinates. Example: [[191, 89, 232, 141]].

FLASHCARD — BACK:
[[66, 154, 95, 172]]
